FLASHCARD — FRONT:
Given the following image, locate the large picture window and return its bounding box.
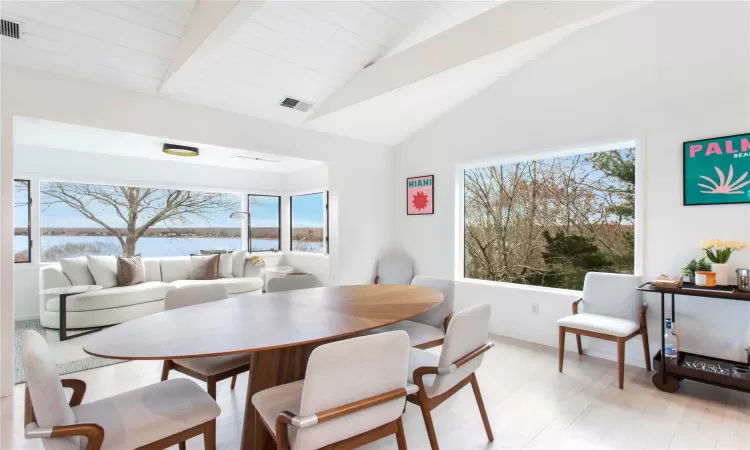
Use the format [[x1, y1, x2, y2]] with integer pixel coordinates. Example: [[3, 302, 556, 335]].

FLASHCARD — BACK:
[[290, 192, 327, 254], [14, 179, 31, 263], [249, 195, 281, 252], [463, 148, 635, 291], [40, 181, 242, 262]]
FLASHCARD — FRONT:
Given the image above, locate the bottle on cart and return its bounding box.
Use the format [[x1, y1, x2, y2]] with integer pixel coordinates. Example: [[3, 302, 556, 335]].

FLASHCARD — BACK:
[[664, 318, 679, 364]]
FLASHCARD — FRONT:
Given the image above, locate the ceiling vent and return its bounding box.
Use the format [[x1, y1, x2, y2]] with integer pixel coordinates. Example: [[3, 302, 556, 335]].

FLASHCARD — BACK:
[[0, 19, 20, 39], [280, 97, 314, 112], [234, 154, 280, 163]]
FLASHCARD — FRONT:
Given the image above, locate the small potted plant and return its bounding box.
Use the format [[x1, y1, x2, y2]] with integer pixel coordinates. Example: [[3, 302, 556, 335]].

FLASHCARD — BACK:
[[681, 257, 712, 284], [700, 240, 748, 285]]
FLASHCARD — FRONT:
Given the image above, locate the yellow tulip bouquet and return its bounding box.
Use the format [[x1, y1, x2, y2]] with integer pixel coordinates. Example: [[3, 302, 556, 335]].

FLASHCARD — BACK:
[[700, 240, 748, 264]]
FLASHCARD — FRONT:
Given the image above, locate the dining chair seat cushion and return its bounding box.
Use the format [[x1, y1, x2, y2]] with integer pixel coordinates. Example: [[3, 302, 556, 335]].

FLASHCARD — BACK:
[[173, 354, 249, 376], [556, 312, 639, 337], [369, 321, 445, 347], [252, 379, 304, 443], [72, 378, 220, 450], [407, 348, 441, 397]]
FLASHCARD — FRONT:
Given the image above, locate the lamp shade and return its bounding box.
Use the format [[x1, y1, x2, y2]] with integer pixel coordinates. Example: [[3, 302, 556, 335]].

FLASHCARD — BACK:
[[162, 143, 199, 157]]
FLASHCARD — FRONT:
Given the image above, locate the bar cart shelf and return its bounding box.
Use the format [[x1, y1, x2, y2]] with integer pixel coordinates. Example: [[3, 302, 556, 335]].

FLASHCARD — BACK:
[[637, 282, 750, 394]]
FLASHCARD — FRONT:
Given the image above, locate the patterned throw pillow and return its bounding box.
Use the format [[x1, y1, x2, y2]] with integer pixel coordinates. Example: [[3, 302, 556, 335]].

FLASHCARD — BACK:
[[116, 255, 146, 286]]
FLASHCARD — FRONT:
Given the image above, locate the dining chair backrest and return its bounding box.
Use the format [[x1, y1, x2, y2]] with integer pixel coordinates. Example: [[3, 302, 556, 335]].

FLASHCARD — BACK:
[[430, 304, 490, 398], [22, 330, 80, 450], [409, 275, 454, 328], [295, 331, 410, 450], [376, 254, 413, 285], [266, 274, 318, 293], [164, 284, 229, 311], [581, 272, 643, 321]]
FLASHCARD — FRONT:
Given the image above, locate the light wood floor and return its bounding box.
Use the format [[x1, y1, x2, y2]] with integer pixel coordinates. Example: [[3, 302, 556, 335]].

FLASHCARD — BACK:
[[3, 336, 749, 450]]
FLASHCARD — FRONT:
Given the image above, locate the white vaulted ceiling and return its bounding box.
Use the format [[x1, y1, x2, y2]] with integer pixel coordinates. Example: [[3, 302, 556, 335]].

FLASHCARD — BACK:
[[0, 1, 644, 145]]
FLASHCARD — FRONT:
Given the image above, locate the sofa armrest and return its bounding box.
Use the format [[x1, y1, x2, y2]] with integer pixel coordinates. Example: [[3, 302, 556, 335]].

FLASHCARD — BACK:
[[40, 265, 72, 314], [243, 260, 262, 278]]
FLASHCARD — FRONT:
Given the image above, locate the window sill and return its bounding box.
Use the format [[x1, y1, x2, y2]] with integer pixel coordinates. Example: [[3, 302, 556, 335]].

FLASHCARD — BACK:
[[457, 277, 582, 296], [286, 251, 329, 259], [249, 251, 284, 257]]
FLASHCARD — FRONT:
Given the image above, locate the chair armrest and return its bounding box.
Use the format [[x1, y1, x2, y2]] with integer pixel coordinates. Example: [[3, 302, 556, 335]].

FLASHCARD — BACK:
[[25, 422, 104, 450], [572, 297, 582, 314], [276, 385, 418, 437], [61, 379, 87, 407], [443, 313, 454, 332], [413, 342, 495, 381]]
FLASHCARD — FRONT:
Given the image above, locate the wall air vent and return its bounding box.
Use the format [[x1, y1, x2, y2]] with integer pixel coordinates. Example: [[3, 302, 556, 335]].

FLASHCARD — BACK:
[[280, 97, 314, 112], [0, 19, 20, 39]]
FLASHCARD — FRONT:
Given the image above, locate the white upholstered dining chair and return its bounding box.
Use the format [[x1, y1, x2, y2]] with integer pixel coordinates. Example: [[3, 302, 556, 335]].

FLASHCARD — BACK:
[[374, 254, 414, 284], [162, 284, 250, 398], [369, 275, 455, 349], [556, 272, 650, 389], [252, 331, 416, 450], [266, 274, 318, 293], [22, 330, 220, 450], [407, 304, 494, 450]]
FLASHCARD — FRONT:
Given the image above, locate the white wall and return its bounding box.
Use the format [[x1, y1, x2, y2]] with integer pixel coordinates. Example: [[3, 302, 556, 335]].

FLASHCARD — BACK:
[[393, 1, 750, 367], [0, 66, 392, 396]]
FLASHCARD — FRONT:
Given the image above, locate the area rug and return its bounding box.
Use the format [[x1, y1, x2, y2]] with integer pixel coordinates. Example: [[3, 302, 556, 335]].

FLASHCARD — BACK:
[[14, 319, 125, 384]]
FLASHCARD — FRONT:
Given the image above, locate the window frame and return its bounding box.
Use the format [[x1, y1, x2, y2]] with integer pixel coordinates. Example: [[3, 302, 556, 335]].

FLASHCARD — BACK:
[[248, 194, 282, 253], [13, 179, 32, 264], [289, 191, 329, 255], [456, 140, 643, 292]]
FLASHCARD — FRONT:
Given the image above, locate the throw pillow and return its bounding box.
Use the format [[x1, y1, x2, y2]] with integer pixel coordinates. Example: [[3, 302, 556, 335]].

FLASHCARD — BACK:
[[200, 250, 233, 278], [86, 255, 118, 288], [117, 256, 146, 286], [189, 254, 220, 280], [231, 250, 247, 278], [59, 257, 95, 286]]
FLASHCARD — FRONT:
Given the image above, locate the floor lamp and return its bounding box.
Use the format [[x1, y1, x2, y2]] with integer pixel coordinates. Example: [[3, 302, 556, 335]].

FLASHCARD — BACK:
[[230, 211, 251, 252]]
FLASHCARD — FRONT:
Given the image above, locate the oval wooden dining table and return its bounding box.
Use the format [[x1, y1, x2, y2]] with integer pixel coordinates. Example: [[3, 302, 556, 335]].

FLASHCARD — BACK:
[[84, 284, 443, 450]]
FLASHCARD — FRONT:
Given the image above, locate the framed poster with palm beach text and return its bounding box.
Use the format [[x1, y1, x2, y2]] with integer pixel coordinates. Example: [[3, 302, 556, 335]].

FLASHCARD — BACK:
[[684, 133, 750, 206]]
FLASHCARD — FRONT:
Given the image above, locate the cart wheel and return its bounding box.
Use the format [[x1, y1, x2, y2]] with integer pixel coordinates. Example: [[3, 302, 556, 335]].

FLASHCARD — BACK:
[[652, 372, 680, 393]]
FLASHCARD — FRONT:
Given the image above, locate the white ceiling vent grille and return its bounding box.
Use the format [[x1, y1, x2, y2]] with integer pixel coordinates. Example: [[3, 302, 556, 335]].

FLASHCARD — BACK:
[[0, 19, 20, 39], [280, 97, 314, 112]]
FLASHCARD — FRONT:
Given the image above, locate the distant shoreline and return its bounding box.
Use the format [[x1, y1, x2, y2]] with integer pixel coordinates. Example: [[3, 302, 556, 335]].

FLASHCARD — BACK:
[[15, 227, 323, 242]]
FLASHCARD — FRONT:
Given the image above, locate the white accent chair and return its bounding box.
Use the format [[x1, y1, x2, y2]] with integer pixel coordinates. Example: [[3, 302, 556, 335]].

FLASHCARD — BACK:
[[266, 274, 318, 293], [252, 331, 416, 450], [22, 330, 220, 450], [374, 254, 414, 285], [161, 285, 250, 398], [556, 272, 650, 389], [407, 304, 494, 450], [369, 275, 455, 349]]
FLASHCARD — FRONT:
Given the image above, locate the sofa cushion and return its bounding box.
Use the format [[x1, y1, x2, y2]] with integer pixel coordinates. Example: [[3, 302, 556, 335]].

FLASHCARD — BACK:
[[160, 257, 190, 283], [232, 251, 247, 278], [170, 277, 263, 294], [86, 255, 118, 288], [59, 256, 95, 286], [117, 255, 146, 286], [144, 259, 161, 282], [46, 282, 175, 312]]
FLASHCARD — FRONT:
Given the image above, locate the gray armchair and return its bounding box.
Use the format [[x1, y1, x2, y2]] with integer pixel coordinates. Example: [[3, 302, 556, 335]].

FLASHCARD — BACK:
[[374, 254, 414, 284]]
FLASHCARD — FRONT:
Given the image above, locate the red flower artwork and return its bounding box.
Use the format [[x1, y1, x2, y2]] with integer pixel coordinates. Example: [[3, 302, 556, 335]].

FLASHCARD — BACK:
[[412, 191, 429, 211]]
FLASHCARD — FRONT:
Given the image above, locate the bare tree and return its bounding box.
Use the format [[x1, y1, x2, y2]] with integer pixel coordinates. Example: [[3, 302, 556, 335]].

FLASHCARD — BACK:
[[42, 183, 238, 256]]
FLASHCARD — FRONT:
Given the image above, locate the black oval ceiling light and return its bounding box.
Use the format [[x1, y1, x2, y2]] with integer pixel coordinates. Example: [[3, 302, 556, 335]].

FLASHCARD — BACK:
[[162, 143, 199, 157]]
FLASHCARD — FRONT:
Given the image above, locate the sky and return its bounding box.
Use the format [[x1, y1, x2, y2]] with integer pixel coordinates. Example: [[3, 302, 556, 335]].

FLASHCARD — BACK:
[[26, 182, 326, 230]]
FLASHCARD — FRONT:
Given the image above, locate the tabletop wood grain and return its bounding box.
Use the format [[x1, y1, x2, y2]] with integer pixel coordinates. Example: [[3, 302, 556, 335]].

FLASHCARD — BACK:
[[83, 284, 443, 360]]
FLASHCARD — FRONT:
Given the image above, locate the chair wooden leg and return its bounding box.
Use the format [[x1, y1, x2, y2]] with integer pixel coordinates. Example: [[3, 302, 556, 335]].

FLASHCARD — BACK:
[[161, 360, 171, 381], [558, 327, 566, 372], [178, 442, 186, 450], [470, 374, 494, 442], [641, 328, 652, 372], [231, 375, 237, 390], [203, 419, 216, 450], [576, 334, 583, 355], [617, 338, 625, 389], [417, 402, 440, 450], [395, 417, 407, 450], [207, 377, 217, 400]]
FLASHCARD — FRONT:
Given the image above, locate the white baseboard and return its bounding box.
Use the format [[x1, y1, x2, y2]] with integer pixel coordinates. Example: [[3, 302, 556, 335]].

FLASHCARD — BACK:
[[14, 314, 39, 322]]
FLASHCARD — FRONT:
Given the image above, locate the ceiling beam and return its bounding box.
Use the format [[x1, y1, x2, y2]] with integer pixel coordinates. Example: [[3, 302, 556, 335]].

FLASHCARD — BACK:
[[159, 0, 262, 94], [306, 1, 640, 122]]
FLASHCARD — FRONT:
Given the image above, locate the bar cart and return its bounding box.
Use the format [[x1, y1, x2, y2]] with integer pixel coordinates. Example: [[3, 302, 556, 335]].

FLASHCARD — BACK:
[[636, 282, 750, 393]]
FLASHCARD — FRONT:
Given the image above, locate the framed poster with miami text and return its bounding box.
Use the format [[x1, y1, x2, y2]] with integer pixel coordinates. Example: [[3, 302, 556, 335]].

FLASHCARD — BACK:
[[684, 133, 750, 206], [407, 175, 434, 215]]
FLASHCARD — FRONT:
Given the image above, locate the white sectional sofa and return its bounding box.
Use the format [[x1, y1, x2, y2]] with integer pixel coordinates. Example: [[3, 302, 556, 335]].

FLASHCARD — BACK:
[[40, 255, 263, 330]]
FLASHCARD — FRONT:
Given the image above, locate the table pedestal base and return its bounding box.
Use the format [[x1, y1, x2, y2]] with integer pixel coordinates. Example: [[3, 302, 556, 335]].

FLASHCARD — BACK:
[[241, 342, 324, 450]]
